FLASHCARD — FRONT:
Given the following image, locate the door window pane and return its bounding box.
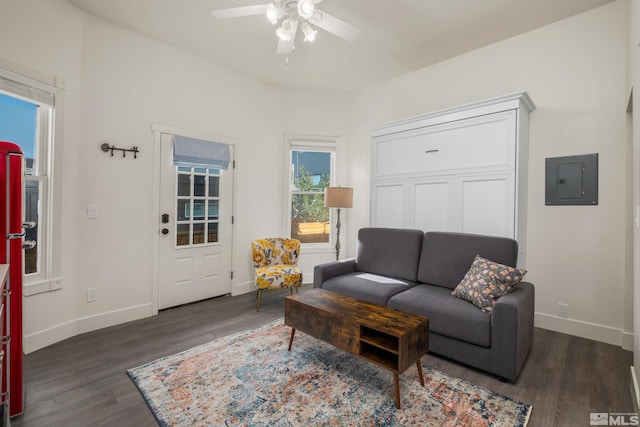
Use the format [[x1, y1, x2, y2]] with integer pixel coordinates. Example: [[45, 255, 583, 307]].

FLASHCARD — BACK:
[[193, 223, 205, 244], [208, 176, 220, 197], [177, 174, 191, 196], [193, 175, 206, 197], [208, 200, 219, 219], [177, 199, 189, 221], [192, 200, 205, 220], [176, 224, 189, 246], [207, 223, 218, 243]]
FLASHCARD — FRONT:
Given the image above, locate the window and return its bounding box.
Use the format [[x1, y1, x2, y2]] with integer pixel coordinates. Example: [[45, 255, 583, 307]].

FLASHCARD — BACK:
[[288, 139, 335, 244], [0, 63, 63, 294], [0, 94, 39, 275]]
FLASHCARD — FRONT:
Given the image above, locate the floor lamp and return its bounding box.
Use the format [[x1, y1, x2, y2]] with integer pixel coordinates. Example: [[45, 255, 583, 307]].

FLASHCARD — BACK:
[[324, 187, 353, 261]]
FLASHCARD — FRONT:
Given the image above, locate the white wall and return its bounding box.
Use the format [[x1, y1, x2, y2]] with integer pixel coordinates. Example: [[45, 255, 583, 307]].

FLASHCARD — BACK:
[[0, 0, 85, 351], [0, 0, 634, 353], [0, 0, 350, 353], [628, 0, 640, 408], [76, 15, 286, 306], [348, 1, 631, 347]]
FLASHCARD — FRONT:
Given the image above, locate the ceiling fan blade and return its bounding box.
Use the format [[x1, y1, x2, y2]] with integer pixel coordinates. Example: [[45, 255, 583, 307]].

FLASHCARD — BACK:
[[276, 20, 298, 55], [310, 10, 361, 42], [210, 4, 268, 19]]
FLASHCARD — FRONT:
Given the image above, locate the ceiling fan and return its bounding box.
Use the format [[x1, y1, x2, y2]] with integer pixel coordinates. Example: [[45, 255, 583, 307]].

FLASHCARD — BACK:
[[211, 0, 361, 55]]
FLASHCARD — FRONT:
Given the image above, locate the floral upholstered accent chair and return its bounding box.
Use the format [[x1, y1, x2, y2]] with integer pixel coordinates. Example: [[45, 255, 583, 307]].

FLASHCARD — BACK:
[[251, 238, 302, 311]]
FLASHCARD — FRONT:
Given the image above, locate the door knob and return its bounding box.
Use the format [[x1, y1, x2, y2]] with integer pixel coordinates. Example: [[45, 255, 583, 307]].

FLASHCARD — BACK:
[[161, 228, 169, 235]]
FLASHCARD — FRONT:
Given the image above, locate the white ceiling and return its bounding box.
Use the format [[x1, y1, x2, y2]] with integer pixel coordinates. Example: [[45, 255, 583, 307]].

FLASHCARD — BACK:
[[65, 0, 616, 92]]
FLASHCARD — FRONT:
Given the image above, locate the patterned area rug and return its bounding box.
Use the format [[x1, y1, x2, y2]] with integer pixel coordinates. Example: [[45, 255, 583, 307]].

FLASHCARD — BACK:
[[127, 319, 532, 427]]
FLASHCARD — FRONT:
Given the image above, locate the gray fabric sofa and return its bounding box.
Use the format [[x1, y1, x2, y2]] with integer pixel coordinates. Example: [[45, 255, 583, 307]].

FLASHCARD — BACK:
[[313, 227, 535, 381]]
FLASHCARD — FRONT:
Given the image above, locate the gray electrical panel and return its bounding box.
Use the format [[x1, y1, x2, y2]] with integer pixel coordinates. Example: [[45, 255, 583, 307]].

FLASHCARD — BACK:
[[545, 153, 598, 206]]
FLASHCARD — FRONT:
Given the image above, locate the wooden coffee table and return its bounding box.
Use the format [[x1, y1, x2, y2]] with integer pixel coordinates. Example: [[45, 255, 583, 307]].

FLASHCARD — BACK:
[[284, 288, 429, 409]]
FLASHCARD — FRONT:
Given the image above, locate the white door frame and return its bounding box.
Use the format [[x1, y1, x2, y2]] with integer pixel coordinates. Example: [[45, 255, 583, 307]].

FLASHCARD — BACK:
[[150, 123, 237, 314]]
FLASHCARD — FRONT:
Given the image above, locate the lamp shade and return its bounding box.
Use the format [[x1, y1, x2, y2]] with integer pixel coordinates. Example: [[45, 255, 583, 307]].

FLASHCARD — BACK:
[[324, 187, 353, 208]]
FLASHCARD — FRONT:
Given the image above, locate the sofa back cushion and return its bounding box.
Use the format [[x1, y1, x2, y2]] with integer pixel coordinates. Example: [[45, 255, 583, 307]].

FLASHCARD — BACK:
[[418, 231, 519, 289], [356, 228, 424, 282]]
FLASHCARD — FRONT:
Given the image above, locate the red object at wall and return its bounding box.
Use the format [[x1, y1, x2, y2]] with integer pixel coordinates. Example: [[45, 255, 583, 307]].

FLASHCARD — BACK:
[[0, 141, 25, 418]]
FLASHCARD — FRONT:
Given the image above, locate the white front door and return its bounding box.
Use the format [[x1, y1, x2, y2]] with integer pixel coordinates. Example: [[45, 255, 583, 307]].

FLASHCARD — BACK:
[[158, 132, 234, 309]]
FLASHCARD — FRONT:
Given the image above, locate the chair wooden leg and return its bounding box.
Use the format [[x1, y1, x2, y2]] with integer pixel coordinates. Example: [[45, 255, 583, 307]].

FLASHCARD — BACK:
[[256, 289, 263, 312]]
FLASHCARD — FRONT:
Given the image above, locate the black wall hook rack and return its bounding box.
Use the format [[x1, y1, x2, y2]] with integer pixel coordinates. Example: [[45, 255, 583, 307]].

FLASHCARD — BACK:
[[100, 143, 139, 159]]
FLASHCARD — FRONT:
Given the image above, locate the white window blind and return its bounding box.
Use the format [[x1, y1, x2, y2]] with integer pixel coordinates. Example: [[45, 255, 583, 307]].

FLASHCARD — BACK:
[[173, 135, 230, 169]]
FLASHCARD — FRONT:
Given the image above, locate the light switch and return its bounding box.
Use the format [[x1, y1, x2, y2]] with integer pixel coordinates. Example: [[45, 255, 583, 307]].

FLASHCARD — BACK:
[[87, 204, 99, 219]]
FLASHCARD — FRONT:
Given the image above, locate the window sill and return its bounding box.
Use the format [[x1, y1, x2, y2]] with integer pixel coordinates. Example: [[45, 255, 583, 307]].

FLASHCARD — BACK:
[[24, 277, 63, 296], [299, 244, 335, 254]]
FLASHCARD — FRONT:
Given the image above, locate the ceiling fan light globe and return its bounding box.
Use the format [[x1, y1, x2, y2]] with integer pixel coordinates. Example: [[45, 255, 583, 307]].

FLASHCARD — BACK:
[[298, 0, 315, 19], [266, 4, 279, 24], [276, 27, 288, 41], [276, 20, 293, 41], [302, 22, 317, 42]]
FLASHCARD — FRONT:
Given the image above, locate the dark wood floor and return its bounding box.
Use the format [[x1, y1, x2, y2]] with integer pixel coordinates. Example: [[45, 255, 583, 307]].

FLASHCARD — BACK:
[[11, 285, 634, 427]]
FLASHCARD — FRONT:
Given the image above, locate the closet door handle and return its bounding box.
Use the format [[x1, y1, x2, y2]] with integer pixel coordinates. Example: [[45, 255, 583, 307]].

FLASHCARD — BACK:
[[424, 149, 439, 154]]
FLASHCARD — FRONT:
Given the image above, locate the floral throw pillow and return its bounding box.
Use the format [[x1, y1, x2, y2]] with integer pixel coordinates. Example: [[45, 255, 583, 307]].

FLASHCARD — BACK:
[[452, 255, 527, 312]]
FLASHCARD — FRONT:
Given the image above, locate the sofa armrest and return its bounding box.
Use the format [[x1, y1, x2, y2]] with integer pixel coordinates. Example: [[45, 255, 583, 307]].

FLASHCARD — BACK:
[[313, 259, 357, 288], [490, 281, 535, 381]]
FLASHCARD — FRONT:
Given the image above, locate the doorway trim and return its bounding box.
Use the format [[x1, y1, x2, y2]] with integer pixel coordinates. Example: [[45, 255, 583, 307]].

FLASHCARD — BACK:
[[151, 123, 237, 314]]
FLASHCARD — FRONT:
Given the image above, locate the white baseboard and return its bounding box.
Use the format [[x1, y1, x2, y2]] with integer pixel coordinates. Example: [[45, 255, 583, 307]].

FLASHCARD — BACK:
[[23, 321, 77, 355], [75, 303, 153, 334], [535, 312, 631, 347], [23, 303, 153, 354], [231, 280, 313, 297], [622, 331, 635, 351], [631, 367, 640, 414], [232, 281, 254, 296]]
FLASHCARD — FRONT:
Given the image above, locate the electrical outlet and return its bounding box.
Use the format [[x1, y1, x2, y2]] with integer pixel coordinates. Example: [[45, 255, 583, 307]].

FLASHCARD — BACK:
[[558, 303, 569, 318], [87, 204, 99, 219], [87, 288, 98, 302]]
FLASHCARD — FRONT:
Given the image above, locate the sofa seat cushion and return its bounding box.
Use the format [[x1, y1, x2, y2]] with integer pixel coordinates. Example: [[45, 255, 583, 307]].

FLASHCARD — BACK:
[[387, 284, 491, 347], [321, 272, 417, 306]]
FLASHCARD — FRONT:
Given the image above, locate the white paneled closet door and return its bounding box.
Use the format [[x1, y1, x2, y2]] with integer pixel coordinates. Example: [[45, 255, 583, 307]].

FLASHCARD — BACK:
[[458, 172, 514, 237], [370, 92, 534, 265], [371, 181, 406, 228], [410, 177, 455, 233]]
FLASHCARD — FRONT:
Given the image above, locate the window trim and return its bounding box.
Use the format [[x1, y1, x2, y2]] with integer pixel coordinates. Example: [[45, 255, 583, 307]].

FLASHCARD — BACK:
[[284, 135, 337, 252], [0, 61, 64, 295]]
